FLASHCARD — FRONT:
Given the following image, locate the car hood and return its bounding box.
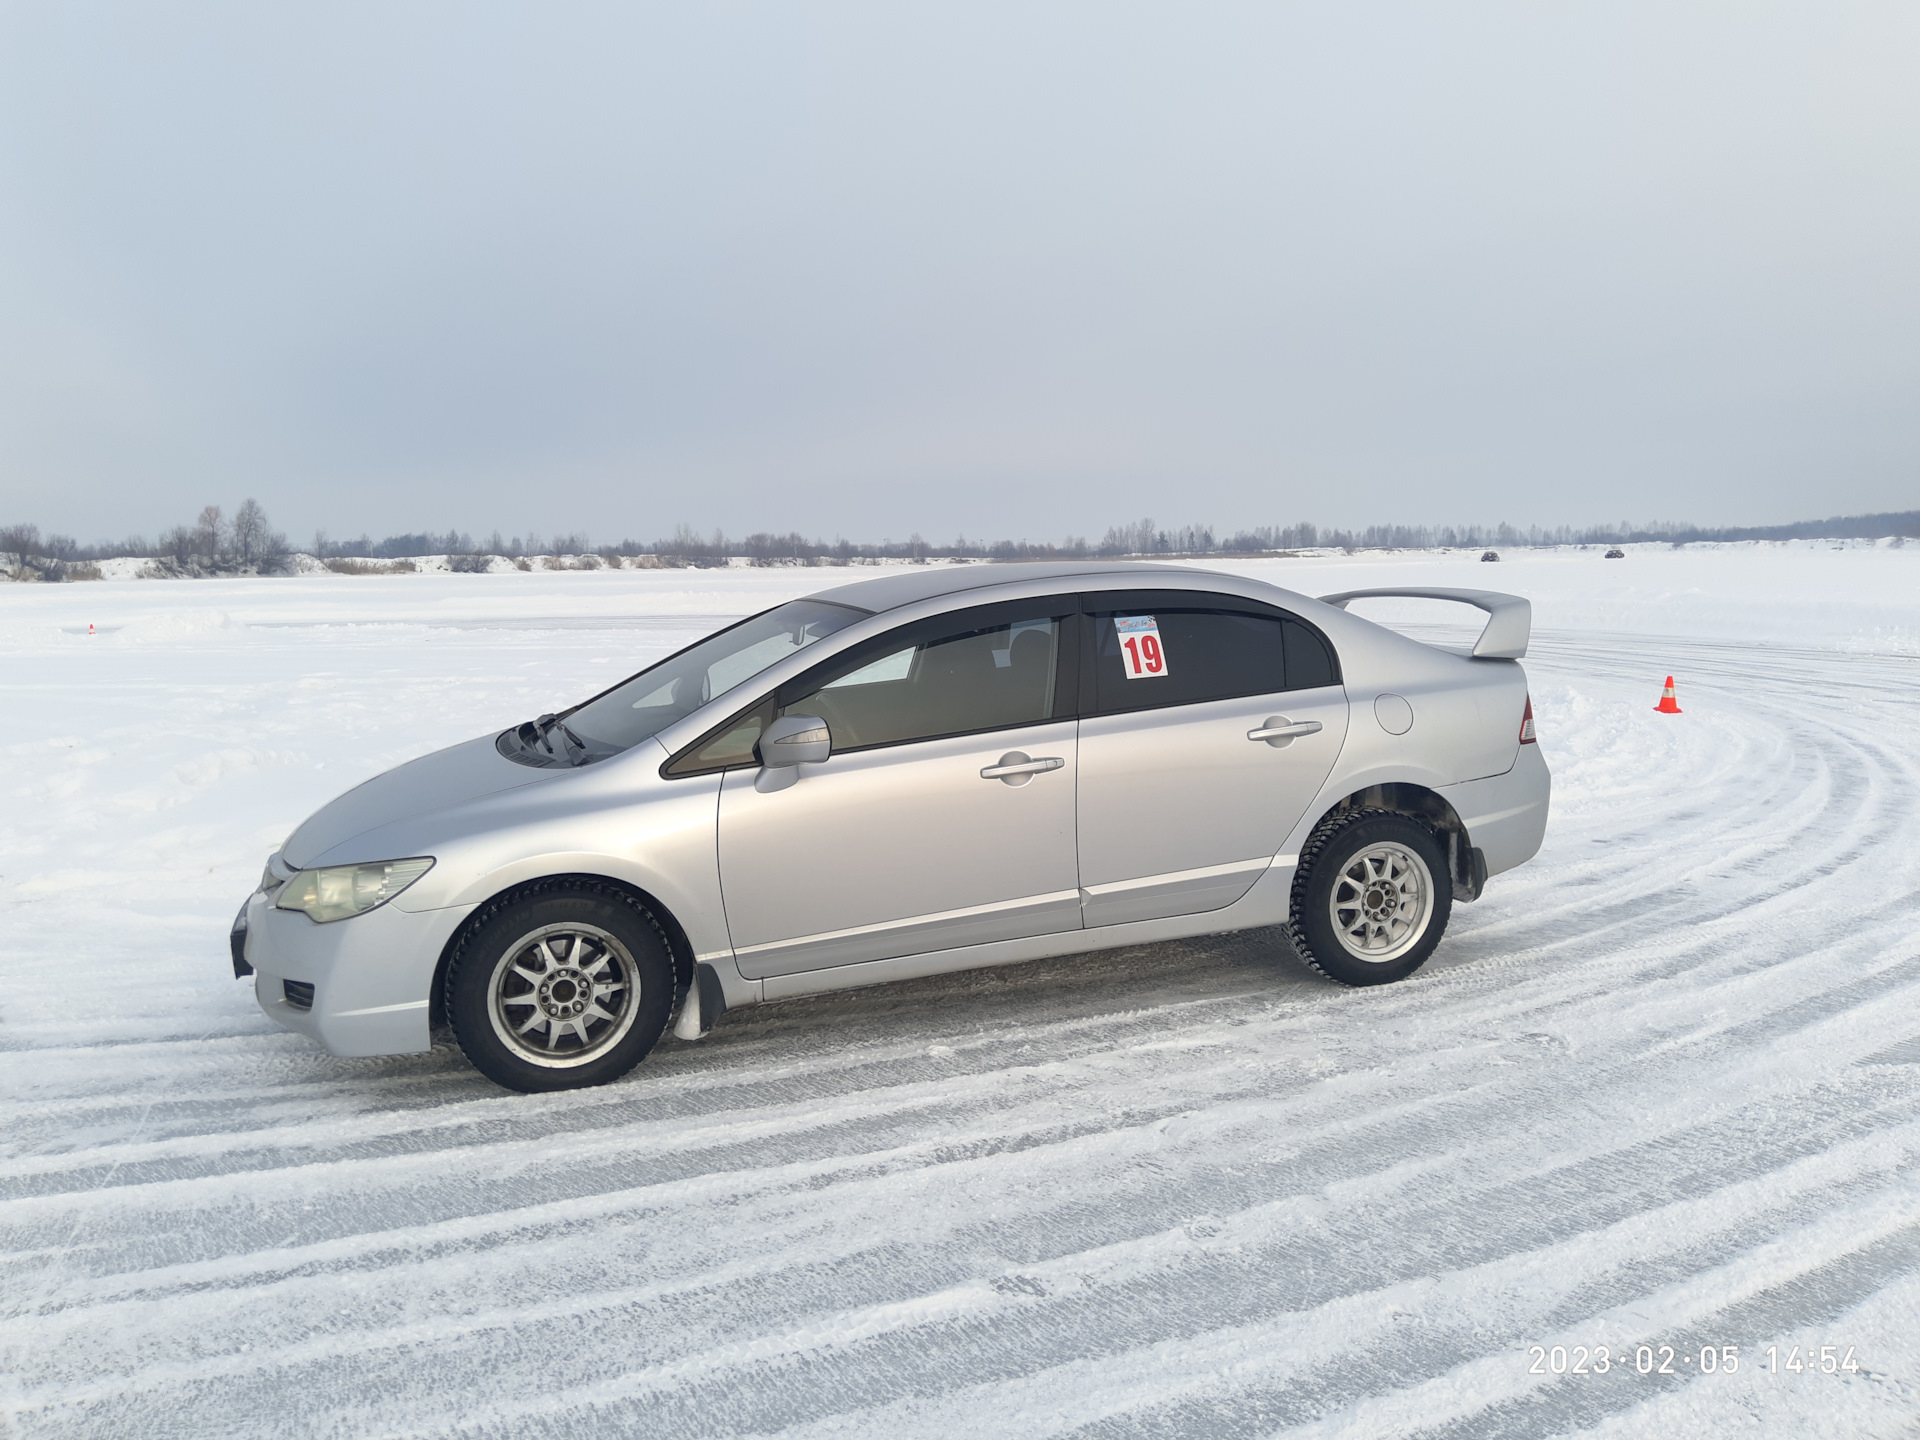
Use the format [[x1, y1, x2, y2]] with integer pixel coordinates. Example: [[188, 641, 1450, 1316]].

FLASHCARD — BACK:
[[282, 733, 543, 868]]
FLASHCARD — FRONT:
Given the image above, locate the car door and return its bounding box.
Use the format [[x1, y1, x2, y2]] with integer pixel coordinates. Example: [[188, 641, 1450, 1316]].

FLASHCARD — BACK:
[[712, 596, 1083, 979], [1075, 591, 1350, 927]]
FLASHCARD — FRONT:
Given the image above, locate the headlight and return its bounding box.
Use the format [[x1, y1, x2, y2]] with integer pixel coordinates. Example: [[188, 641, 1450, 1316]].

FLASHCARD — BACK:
[[274, 858, 434, 923]]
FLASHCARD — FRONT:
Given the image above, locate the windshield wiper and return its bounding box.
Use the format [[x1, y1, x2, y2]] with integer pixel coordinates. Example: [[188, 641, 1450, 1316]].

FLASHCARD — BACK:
[[553, 720, 590, 765], [519, 713, 592, 767]]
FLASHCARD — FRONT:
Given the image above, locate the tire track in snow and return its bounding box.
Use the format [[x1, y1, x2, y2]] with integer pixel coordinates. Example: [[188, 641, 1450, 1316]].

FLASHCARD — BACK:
[[4, 636, 1920, 1437]]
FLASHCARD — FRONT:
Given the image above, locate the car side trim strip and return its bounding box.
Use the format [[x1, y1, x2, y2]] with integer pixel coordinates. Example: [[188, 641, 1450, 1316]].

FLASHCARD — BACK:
[[733, 889, 1085, 979], [1078, 856, 1271, 927]]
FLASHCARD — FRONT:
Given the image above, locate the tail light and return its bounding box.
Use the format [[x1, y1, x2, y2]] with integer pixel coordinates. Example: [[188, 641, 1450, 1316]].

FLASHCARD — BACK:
[[1519, 695, 1537, 744]]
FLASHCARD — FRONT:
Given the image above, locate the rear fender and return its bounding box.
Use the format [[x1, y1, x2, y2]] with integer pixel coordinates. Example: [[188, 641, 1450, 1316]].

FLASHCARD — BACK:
[[1293, 782, 1486, 902]]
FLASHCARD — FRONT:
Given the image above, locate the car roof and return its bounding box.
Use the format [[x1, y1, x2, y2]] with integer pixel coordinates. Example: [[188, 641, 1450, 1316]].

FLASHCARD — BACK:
[[805, 560, 1216, 613]]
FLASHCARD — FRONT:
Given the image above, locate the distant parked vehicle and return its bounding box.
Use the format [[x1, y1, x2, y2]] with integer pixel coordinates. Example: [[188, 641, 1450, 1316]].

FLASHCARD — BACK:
[[1605, 548, 1626, 559], [1480, 551, 1499, 562], [232, 563, 1551, 1092]]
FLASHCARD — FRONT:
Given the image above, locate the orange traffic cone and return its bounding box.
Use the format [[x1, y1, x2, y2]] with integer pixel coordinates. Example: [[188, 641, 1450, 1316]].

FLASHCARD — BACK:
[[1654, 676, 1682, 714]]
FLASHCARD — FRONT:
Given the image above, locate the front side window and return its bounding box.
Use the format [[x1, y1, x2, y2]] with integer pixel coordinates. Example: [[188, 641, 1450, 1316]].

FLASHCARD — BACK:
[[1085, 592, 1339, 715], [664, 599, 1074, 775], [779, 601, 1072, 752], [563, 599, 865, 755]]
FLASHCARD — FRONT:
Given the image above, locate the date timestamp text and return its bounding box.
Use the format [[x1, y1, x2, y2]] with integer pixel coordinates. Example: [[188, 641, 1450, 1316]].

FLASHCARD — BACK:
[[1526, 1343, 1860, 1377]]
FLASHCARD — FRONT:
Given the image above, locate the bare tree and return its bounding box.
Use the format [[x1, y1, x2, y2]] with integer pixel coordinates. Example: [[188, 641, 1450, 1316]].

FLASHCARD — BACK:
[[231, 498, 271, 563], [195, 505, 225, 559], [158, 526, 195, 564]]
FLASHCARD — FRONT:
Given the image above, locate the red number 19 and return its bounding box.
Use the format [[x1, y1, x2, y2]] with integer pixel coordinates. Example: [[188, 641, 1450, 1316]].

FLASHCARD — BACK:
[[1123, 635, 1164, 674]]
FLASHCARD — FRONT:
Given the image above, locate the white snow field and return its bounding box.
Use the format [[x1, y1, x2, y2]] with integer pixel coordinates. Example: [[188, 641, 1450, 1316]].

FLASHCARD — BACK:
[[3, 542, 1918, 1439]]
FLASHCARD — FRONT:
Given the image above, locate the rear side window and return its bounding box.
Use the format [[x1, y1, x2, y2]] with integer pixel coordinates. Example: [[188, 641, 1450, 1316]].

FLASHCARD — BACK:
[[1085, 593, 1340, 715], [1283, 619, 1338, 690]]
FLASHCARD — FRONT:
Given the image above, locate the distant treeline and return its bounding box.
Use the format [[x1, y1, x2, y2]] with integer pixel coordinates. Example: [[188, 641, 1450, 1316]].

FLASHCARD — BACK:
[[261, 510, 1920, 561], [4, 507, 1917, 575], [2, 501, 287, 571]]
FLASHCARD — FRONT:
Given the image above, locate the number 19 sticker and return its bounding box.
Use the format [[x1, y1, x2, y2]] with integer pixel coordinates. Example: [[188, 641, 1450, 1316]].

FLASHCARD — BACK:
[[1116, 615, 1169, 679]]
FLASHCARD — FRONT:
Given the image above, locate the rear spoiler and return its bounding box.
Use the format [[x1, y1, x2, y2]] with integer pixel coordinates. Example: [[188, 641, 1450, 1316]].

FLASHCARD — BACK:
[[1317, 587, 1531, 659]]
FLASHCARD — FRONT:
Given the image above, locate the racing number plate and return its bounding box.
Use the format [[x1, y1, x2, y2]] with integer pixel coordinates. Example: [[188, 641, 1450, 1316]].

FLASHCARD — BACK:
[[1115, 615, 1169, 679]]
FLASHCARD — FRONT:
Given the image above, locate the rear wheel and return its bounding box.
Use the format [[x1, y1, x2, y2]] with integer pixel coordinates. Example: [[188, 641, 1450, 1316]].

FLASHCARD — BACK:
[[1288, 809, 1451, 987], [446, 884, 676, 1092]]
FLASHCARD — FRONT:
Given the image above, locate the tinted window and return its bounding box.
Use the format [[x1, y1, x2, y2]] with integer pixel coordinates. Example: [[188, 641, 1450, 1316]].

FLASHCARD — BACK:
[[1089, 604, 1287, 713], [781, 603, 1070, 751], [1283, 619, 1338, 689], [665, 698, 775, 776]]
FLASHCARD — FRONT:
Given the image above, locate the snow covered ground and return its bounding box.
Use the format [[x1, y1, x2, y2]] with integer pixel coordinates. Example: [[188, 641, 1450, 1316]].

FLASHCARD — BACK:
[[2, 543, 1918, 1438]]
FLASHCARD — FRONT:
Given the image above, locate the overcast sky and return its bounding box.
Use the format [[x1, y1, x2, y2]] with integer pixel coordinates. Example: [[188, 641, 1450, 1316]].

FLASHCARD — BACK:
[[2, 2, 1916, 547]]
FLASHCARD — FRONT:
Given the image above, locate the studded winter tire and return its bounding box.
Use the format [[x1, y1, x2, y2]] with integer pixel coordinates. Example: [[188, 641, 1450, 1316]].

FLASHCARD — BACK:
[[1288, 809, 1451, 987], [446, 884, 676, 1092]]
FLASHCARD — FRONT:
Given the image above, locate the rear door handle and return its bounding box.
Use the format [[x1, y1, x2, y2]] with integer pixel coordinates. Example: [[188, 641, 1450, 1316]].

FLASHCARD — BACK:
[[980, 753, 1065, 781], [1248, 718, 1323, 745]]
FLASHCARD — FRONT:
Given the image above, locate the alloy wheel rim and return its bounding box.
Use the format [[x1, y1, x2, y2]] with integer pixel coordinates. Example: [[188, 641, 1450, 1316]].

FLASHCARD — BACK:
[[1328, 841, 1433, 963], [487, 922, 640, 1067]]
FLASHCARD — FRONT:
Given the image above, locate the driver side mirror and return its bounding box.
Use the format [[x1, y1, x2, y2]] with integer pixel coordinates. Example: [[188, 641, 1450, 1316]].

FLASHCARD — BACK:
[[755, 714, 831, 792]]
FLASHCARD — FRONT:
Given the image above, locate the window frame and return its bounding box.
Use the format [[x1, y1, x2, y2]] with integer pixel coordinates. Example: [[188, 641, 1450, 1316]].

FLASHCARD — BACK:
[[1075, 589, 1342, 718], [661, 595, 1083, 776]]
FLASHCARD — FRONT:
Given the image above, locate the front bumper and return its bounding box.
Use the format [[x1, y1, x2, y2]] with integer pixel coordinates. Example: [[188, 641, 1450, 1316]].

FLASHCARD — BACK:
[[237, 887, 476, 1057], [231, 899, 254, 977]]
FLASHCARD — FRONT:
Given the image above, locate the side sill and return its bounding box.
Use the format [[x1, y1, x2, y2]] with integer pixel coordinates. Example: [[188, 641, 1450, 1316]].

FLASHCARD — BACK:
[[759, 859, 1298, 1002]]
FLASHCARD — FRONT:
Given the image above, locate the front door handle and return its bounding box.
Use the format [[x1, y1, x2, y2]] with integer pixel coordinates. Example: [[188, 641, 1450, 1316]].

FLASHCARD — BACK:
[[980, 752, 1065, 784], [1248, 718, 1323, 746]]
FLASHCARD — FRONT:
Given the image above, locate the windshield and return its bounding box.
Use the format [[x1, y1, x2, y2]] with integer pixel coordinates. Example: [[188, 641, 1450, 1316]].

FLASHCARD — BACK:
[[562, 599, 866, 754]]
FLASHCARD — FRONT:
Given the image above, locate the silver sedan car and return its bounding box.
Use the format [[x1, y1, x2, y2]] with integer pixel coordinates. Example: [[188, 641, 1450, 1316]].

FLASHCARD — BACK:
[[233, 562, 1549, 1092]]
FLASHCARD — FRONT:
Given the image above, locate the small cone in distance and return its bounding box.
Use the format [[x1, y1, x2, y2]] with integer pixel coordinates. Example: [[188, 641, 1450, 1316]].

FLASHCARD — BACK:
[[1655, 676, 1682, 714]]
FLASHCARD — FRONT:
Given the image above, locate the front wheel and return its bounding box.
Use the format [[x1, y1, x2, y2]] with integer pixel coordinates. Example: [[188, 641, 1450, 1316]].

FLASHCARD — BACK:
[[1288, 810, 1451, 987], [446, 884, 677, 1092]]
